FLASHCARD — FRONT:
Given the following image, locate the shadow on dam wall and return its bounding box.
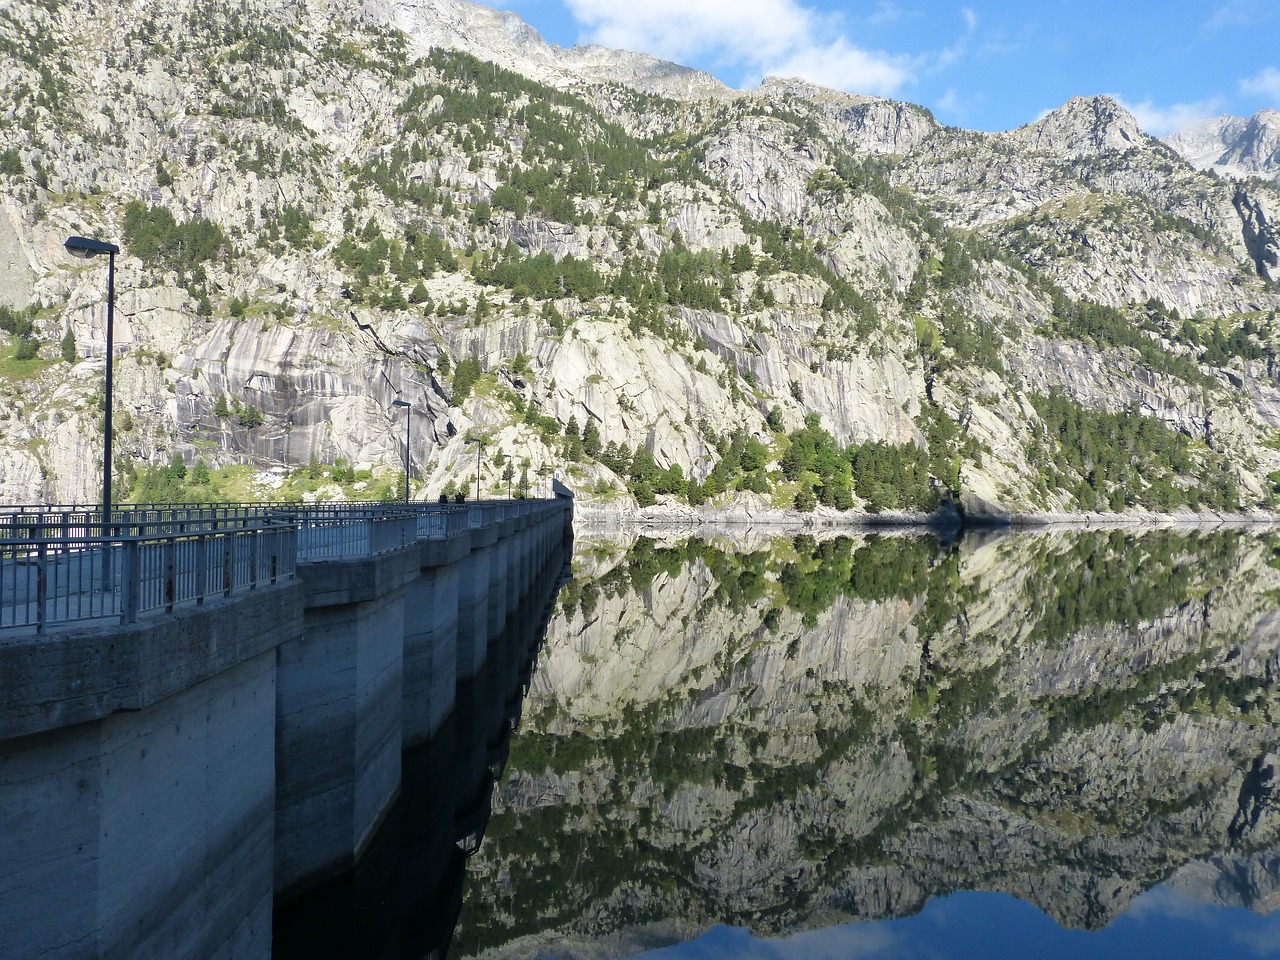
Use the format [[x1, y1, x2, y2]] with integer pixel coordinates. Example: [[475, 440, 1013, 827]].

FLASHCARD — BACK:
[[273, 544, 572, 960]]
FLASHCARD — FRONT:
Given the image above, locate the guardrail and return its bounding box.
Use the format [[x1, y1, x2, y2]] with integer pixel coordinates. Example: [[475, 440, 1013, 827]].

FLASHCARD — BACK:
[[0, 498, 568, 636], [294, 514, 418, 562], [1, 524, 296, 635], [417, 505, 472, 540]]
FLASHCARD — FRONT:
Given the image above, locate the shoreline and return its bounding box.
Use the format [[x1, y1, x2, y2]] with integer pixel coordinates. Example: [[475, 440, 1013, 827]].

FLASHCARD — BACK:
[[572, 498, 1280, 532]]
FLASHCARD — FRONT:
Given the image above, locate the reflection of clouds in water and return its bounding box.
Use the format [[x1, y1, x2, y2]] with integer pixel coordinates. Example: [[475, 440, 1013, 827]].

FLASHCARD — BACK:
[[1233, 927, 1280, 958], [1126, 885, 1280, 958], [1125, 886, 1219, 925], [633, 922, 903, 960], [592, 886, 1280, 960], [769, 923, 903, 959]]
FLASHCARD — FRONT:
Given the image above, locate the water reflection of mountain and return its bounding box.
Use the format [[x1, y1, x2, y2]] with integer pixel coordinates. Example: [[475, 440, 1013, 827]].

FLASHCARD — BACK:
[[454, 528, 1280, 959]]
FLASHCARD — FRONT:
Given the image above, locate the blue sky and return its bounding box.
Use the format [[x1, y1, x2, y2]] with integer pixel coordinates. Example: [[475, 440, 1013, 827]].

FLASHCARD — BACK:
[[488, 0, 1279, 134]]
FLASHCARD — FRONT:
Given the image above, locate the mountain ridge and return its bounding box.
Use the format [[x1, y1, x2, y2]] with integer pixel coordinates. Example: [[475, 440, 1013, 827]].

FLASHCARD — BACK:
[[0, 0, 1279, 522], [1164, 109, 1280, 183]]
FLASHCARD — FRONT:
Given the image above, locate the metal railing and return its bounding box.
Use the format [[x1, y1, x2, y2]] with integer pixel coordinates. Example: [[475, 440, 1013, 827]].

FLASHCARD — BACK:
[[417, 505, 472, 540], [1, 524, 296, 635], [0, 497, 568, 636], [294, 514, 418, 562]]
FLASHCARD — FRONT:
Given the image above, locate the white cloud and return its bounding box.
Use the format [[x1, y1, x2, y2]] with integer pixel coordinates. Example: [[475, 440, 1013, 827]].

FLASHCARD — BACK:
[[1115, 96, 1227, 136], [566, 0, 815, 65], [866, 2, 906, 27], [1241, 67, 1280, 101], [563, 0, 918, 96], [936, 88, 960, 114], [768, 922, 899, 960], [764, 38, 914, 96], [1204, 1, 1261, 30], [930, 8, 977, 73], [1126, 886, 1217, 924]]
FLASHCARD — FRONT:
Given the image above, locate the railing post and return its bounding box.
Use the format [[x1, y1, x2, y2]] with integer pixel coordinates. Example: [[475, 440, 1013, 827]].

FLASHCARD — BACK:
[[222, 534, 233, 598], [163, 538, 177, 613], [35, 539, 47, 636], [121, 540, 140, 625], [249, 528, 261, 589], [195, 533, 208, 605]]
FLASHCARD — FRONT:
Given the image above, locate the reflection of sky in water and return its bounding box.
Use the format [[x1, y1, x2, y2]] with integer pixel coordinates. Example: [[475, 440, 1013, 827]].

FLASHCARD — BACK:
[[617, 887, 1280, 960]]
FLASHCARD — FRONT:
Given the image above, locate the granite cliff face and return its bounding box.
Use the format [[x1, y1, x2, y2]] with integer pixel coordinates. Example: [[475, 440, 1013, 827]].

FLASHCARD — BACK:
[[453, 528, 1280, 958], [0, 0, 1279, 517], [1165, 110, 1280, 184]]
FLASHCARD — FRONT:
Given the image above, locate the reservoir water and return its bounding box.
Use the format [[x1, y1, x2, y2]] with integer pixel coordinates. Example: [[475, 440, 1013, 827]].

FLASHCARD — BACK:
[[449, 526, 1280, 960], [282, 526, 1280, 959]]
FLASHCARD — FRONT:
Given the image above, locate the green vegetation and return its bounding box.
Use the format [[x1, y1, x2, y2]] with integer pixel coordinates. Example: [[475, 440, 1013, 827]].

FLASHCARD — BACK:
[[1023, 529, 1242, 646], [451, 356, 481, 403], [121, 200, 229, 272], [0, 304, 37, 338], [124, 454, 403, 503], [126, 452, 213, 503], [781, 414, 938, 512], [331, 219, 458, 305], [1028, 390, 1238, 511], [1047, 291, 1208, 385], [473, 244, 603, 301], [0, 335, 52, 378]]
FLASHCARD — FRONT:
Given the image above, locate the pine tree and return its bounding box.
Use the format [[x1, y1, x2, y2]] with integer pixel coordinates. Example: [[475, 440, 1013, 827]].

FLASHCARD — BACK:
[[582, 420, 602, 458]]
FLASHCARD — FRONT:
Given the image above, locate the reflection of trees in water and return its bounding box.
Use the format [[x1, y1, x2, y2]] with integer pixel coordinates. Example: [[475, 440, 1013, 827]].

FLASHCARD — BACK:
[[455, 529, 1280, 957]]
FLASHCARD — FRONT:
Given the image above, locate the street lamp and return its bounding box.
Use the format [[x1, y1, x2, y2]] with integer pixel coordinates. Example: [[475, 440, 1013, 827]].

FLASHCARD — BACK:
[[465, 437, 483, 501], [392, 398, 412, 504], [64, 235, 120, 519]]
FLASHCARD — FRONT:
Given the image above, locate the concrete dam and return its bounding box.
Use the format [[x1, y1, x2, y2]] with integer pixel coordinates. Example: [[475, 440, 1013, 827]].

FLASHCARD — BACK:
[[0, 493, 575, 959]]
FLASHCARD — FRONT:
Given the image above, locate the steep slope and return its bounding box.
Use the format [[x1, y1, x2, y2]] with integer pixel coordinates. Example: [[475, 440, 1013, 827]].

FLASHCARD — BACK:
[[1, 0, 1279, 520]]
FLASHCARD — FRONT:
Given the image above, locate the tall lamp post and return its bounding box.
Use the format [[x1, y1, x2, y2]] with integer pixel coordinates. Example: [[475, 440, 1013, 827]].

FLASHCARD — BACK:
[[392, 398, 412, 504], [64, 235, 120, 519], [465, 437, 483, 501]]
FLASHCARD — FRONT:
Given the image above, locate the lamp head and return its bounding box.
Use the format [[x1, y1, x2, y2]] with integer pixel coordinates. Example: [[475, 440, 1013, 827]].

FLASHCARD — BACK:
[[64, 235, 120, 259], [392, 399, 410, 408]]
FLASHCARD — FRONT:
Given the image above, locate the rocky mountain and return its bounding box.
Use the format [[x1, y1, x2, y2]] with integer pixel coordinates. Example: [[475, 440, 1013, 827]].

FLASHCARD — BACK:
[[363, 0, 728, 99], [1, 0, 1280, 518], [453, 528, 1280, 958], [1166, 110, 1280, 183]]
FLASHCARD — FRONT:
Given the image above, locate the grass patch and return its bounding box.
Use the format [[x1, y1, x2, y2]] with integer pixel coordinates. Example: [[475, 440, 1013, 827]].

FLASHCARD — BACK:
[[0, 338, 55, 380]]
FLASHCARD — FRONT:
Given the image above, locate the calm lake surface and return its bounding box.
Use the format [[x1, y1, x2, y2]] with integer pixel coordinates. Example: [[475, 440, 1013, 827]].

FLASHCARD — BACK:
[[445, 526, 1280, 960]]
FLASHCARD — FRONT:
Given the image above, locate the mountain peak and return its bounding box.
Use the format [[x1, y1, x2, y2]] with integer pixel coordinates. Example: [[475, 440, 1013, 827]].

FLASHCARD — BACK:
[[364, 0, 725, 97], [1164, 108, 1280, 182], [1012, 95, 1146, 157]]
